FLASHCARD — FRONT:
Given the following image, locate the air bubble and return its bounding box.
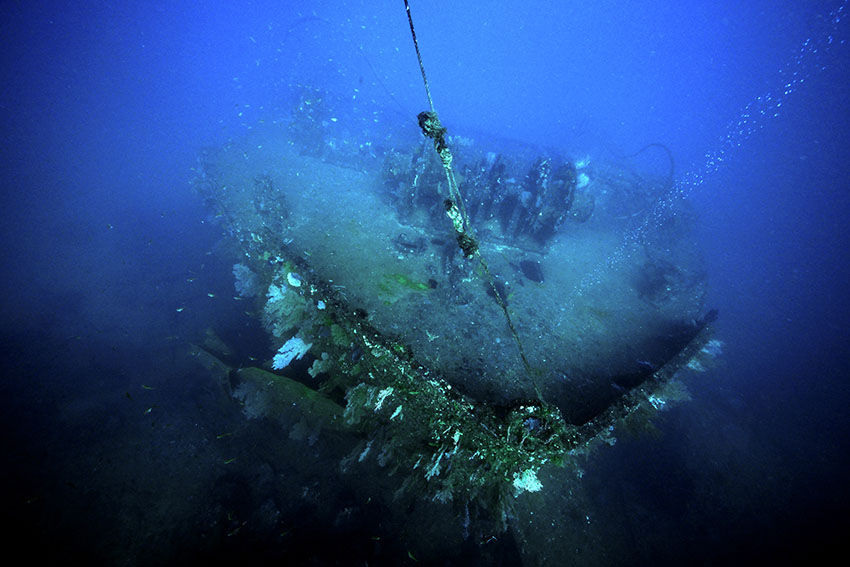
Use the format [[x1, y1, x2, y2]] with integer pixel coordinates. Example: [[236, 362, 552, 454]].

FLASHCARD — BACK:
[[569, 0, 848, 301]]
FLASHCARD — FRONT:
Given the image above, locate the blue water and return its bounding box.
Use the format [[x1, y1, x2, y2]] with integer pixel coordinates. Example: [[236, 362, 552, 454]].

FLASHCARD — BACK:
[[2, 1, 848, 564]]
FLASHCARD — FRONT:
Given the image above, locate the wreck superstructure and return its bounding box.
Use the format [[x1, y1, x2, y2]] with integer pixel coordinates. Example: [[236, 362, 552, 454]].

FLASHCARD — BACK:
[[191, 84, 718, 525]]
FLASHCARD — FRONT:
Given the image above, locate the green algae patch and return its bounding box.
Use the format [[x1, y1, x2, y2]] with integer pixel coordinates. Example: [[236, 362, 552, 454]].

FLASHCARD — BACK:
[[378, 273, 432, 304]]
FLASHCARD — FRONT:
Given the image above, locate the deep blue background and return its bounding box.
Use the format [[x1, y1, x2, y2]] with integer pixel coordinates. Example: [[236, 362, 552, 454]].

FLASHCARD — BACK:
[[2, 1, 848, 563]]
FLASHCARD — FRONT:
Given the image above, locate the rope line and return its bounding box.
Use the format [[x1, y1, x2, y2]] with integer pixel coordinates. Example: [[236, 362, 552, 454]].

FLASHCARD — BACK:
[[403, 0, 435, 114], [402, 0, 543, 400]]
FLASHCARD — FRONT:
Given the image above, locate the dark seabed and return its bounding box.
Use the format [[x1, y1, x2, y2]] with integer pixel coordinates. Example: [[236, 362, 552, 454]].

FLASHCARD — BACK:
[[2, 2, 849, 565]]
